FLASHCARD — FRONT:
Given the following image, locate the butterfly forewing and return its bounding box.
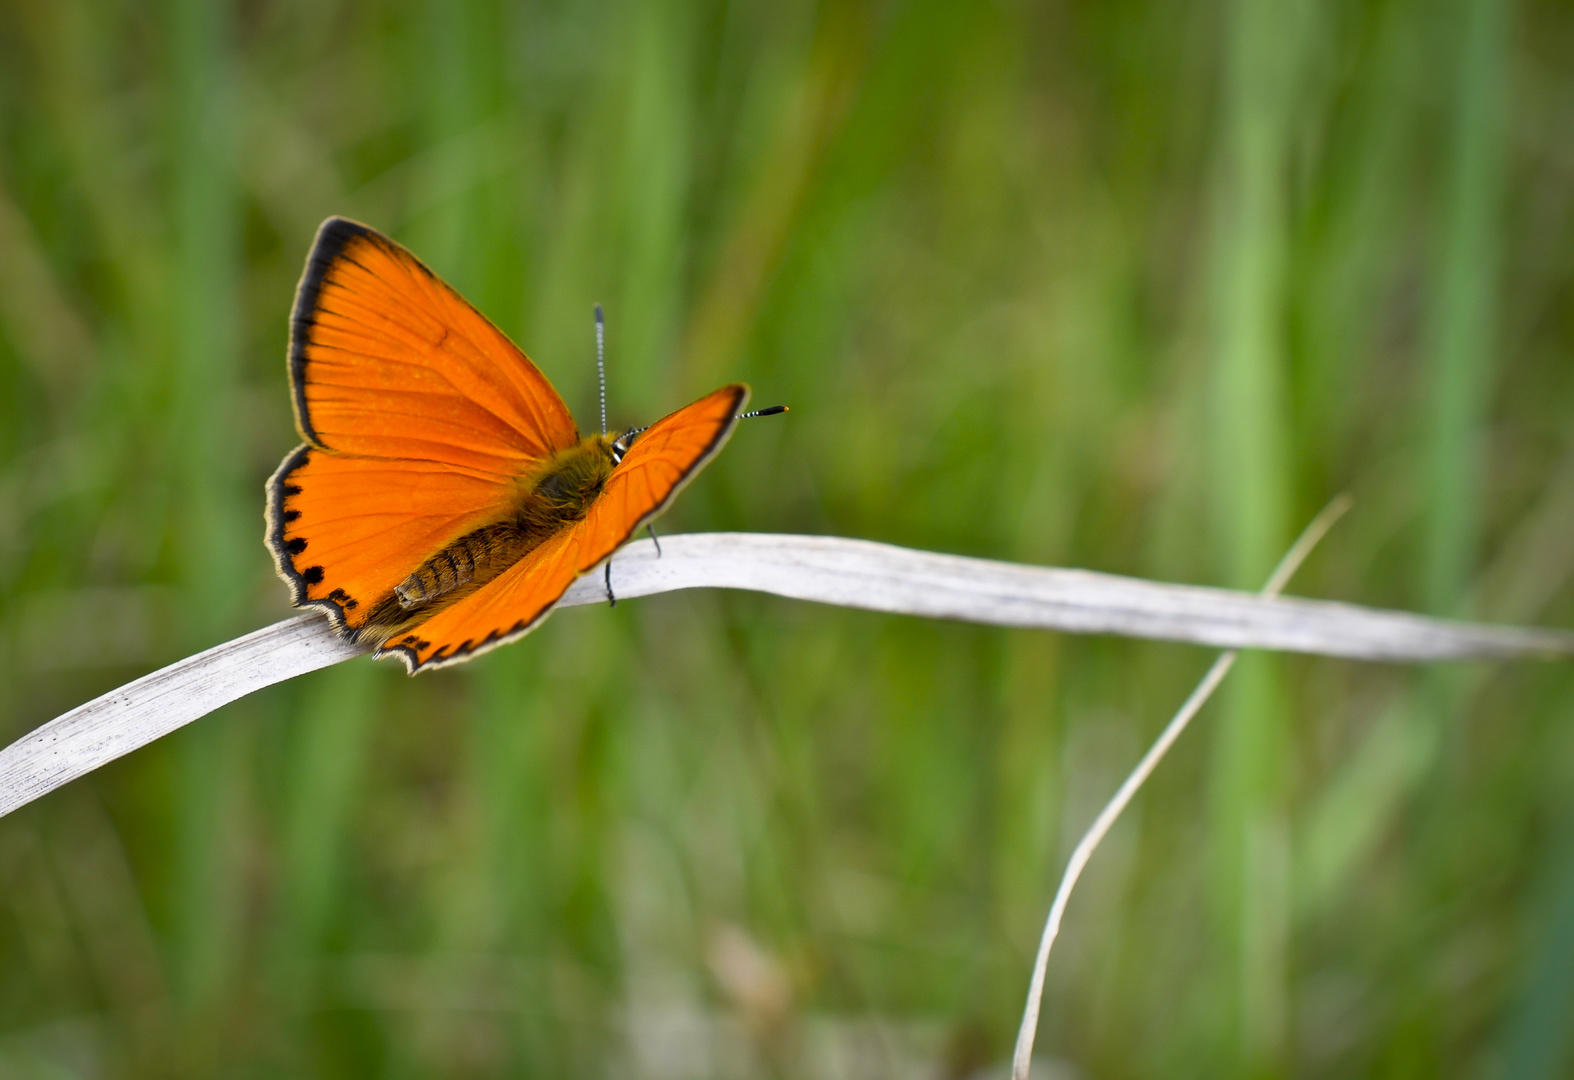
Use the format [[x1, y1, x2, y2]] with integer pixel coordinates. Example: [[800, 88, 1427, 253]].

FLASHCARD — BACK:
[[290, 217, 578, 465], [591, 383, 748, 548], [379, 384, 749, 671], [376, 521, 588, 670]]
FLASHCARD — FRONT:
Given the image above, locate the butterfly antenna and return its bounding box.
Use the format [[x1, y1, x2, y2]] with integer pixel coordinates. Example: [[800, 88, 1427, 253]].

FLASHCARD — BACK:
[[737, 405, 788, 420], [594, 304, 608, 437]]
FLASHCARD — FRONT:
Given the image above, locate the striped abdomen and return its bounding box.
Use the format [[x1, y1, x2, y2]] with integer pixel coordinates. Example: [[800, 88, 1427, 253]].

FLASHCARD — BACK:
[[394, 521, 525, 609]]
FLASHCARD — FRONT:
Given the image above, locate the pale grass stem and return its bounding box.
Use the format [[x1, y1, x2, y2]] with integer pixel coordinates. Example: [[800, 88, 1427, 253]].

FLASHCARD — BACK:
[[1010, 495, 1353, 1080]]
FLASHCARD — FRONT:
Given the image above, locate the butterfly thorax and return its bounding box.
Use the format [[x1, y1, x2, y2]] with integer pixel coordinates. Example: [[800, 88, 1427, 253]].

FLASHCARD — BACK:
[[513, 436, 619, 537], [354, 436, 619, 645]]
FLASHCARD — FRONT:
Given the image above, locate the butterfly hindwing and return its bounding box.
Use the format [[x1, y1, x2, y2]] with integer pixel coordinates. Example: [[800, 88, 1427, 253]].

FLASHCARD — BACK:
[[378, 384, 749, 671], [267, 446, 526, 634]]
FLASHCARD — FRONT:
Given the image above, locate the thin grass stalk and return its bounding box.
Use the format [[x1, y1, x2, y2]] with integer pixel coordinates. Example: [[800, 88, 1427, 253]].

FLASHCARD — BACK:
[[1011, 496, 1351, 1080]]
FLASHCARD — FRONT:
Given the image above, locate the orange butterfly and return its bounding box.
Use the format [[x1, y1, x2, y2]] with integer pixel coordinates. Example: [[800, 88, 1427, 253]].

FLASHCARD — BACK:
[[266, 217, 767, 673]]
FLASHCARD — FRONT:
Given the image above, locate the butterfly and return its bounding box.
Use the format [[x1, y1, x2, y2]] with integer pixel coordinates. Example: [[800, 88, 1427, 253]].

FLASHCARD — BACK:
[[265, 217, 773, 673]]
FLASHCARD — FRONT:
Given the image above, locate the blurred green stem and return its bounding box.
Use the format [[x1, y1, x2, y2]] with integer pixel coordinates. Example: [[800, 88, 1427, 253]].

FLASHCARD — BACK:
[[274, 663, 380, 977], [1208, 0, 1301, 1072], [166, 0, 247, 1032], [1424, 0, 1508, 618]]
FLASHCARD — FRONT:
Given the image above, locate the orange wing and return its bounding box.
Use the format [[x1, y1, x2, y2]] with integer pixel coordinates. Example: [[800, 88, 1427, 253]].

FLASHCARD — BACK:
[[267, 217, 580, 634], [288, 217, 578, 465], [378, 384, 749, 671]]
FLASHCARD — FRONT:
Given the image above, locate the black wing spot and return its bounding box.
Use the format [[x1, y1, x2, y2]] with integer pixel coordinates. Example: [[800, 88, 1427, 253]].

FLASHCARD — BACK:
[[302, 566, 325, 585], [283, 509, 301, 523], [285, 537, 308, 555], [343, 597, 358, 610], [283, 484, 302, 497]]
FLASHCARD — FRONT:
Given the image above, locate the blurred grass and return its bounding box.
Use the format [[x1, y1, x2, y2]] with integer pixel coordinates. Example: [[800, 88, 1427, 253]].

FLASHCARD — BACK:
[[1, 0, 1573, 1077]]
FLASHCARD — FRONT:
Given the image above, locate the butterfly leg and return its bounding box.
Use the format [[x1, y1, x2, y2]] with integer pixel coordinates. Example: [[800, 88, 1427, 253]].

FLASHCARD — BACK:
[[647, 524, 662, 558], [604, 560, 617, 607]]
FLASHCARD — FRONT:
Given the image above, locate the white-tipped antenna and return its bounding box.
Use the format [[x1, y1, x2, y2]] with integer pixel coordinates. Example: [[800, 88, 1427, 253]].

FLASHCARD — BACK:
[[594, 304, 607, 437]]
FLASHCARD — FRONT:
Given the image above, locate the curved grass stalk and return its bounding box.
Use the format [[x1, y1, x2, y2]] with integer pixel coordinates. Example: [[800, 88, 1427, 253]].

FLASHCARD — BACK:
[[1010, 498, 1350, 1079]]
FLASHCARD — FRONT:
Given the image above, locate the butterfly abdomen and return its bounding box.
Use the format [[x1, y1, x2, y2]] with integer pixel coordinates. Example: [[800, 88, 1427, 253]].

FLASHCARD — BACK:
[[394, 521, 519, 609], [355, 437, 620, 645]]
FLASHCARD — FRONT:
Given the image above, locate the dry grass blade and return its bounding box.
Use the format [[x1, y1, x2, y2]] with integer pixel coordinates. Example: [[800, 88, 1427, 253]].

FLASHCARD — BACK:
[[584, 533, 1573, 661], [0, 616, 361, 819], [2, 526, 1569, 820]]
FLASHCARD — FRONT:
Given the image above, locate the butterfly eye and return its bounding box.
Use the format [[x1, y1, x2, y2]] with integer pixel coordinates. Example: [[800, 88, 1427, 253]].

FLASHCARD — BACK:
[[610, 426, 645, 466]]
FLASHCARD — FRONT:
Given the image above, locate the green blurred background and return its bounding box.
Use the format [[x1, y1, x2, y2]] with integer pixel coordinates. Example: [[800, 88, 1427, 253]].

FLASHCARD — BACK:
[[2, 0, 1573, 1076]]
